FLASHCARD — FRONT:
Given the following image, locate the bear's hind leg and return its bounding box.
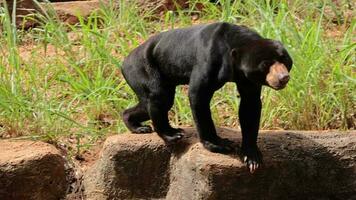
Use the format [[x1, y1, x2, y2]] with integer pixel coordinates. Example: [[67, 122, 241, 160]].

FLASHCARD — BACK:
[[123, 102, 153, 134]]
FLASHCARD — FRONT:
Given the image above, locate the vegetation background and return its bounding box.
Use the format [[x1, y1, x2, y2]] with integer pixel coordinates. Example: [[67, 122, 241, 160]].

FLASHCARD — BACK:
[[0, 0, 354, 155]]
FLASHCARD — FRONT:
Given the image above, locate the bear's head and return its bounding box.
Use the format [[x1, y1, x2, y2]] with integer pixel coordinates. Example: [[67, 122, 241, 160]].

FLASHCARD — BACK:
[[237, 39, 293, 90]]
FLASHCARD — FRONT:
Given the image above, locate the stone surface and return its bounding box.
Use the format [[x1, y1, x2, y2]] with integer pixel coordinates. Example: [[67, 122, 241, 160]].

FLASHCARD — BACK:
[[84, 133, 171, 200], [1, 0, 102, 28], [136, 0, 203, 14], [41, 0, 101, 25], [3, 0, 41, 28], [84, 128, 356, 200], [2, 0, 204, 29], [0, 140, 69, 200]]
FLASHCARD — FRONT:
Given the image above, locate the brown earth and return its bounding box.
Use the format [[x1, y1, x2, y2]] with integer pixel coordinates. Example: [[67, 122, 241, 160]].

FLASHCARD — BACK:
[[84, 127, 356, 200]]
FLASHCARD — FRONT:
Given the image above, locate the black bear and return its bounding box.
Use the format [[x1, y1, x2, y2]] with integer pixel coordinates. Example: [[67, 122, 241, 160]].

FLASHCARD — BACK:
[[121, 22, 293, 172]]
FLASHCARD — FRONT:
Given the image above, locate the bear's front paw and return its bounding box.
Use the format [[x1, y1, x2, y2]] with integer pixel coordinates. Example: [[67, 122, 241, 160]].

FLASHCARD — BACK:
[[202, 138, 235, 154], [158, 128, 185, 144], [133, 125, 153, 133], [241, 146, 263, 173]]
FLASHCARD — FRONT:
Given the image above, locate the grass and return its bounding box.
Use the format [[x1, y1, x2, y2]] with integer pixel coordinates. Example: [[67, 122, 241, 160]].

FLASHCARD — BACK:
[[0, 0, 355, 153]]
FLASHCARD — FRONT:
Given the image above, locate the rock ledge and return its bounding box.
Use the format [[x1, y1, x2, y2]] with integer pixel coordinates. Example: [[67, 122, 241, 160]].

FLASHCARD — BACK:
[[0, 140, 69, 200], [84, 128, 356, 200]]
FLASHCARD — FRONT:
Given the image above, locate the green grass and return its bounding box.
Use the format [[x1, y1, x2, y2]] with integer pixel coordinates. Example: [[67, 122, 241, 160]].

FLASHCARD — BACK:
[[0, 0, 355, 152]]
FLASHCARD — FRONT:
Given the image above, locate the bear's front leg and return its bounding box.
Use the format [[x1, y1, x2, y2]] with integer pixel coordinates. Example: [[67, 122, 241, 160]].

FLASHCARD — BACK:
[[237, 83, 263, 173], [147, 83, 185, 144], [241, 144, 263, 173], [189, 72, 234, 154]]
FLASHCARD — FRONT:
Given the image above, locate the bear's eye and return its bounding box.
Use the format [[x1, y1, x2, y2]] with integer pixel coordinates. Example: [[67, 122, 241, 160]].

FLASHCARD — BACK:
[[262, 60, 274, 68], [280, 54, 287, 62]]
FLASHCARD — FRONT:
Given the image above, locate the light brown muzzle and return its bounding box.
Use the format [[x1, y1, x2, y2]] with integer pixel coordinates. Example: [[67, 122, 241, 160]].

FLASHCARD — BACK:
[[266, 62, 290, 90]]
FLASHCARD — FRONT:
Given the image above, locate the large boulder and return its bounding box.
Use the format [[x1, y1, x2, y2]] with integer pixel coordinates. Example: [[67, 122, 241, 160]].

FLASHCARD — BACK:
[[42, 0, 101, 25], [84, 128, 356, 199], [136, 0, 204, 14], [3, 0, 41, 28], [0, 140, 69, 200], [1, 0, 102, 28], [2, 0, 202, 29], [84, 134, 171, 199]]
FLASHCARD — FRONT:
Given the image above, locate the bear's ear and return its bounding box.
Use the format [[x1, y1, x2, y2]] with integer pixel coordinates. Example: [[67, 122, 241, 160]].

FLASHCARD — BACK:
[[273, 40, 283, 46], [271, 40, 284, 55], [230, 48, 238, 58]]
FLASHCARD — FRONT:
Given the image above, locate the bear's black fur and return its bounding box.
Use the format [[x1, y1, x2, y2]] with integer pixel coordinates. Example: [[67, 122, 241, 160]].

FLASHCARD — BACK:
[[121, 22, 293, 172]]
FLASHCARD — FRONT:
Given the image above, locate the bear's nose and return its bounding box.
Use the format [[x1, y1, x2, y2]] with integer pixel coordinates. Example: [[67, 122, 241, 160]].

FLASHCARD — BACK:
[[278, 73, 290, 84]]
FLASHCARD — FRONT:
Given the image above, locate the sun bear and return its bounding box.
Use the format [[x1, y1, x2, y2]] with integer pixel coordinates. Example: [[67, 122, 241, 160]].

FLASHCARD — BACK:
[[121, 22, 293, 172]]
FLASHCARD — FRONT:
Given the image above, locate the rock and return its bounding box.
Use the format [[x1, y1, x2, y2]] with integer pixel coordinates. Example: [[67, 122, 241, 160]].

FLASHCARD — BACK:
[[84, 133, 171, 200], [1, 0, 102, 28], [3, 0, 41, 28], [162, 0, 189, 10], [41, 0, 102, 25], [0, 140, 69, 200], [2, 0, 204, 29], [134, 0, 187, 14], [135, 0, 204, 15], [84, 128, 356, 200]]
